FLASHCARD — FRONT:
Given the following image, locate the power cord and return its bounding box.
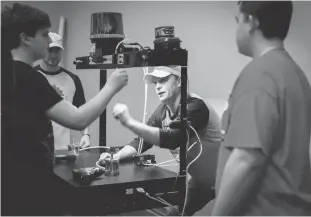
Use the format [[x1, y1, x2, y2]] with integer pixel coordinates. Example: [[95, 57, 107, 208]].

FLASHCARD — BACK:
[[79, 146, 111, 152], [138, 67, 149, 155], [181, 124, 203, 216], [136, 188, 178, 213], [114, 38, 131, 54], [95, 160, 105, 170]]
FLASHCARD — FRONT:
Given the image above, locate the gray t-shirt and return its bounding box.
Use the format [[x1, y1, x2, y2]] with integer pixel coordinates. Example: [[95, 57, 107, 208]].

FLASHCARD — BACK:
[[216, 48, 311, 215]]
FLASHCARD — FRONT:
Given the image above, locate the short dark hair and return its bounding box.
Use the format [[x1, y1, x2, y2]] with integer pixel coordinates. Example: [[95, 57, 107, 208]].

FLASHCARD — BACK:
[[238, 1, 293, 41], [1, 3, 51, 50]]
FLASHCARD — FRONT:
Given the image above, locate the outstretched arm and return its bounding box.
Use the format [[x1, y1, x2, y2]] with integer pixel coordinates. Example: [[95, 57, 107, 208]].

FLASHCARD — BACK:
[[46, 70, 128, 130]]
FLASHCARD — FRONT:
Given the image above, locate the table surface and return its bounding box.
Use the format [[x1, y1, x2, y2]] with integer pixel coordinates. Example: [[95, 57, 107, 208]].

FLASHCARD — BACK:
[[53, 149, 179, 188]]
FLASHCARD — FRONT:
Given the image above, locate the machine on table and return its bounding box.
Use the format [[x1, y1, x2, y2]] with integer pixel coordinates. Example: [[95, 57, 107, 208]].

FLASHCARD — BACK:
[[60, 12, 189, 215]]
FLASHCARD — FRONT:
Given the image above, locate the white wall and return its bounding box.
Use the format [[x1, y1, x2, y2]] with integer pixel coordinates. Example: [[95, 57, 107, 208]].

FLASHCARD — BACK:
[[60, 1, 250, 148], [3, 1, 311, 157]]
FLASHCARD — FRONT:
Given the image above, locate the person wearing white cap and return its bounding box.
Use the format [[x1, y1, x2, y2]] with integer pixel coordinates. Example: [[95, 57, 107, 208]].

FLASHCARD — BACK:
[[99, 65, 222, 215], [34, 32, 91, 150]]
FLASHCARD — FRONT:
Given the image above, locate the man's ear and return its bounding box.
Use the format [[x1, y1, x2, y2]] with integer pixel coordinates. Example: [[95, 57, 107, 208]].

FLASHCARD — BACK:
[[247, 15, 259, 34], [20, 32, 32, 46], [177, 77, 181, 88]]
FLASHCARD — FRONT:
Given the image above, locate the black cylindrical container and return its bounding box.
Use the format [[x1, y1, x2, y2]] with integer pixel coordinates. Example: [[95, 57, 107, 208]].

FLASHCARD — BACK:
[[90, 12, 125, 56]]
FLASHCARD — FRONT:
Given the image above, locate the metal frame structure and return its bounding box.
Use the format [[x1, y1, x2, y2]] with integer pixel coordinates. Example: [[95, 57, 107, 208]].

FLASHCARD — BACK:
[[74, 48, 188, 213]]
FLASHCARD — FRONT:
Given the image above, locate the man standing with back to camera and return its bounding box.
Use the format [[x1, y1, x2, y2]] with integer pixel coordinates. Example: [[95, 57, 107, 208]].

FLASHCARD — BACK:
[[211, 1, 311, 215]]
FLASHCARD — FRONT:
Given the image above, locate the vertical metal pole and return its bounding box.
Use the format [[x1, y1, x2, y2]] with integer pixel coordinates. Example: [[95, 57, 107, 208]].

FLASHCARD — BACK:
[[179, 66, 187, 175], [178, 65, 188, 214], [99, 70, 107, 149]]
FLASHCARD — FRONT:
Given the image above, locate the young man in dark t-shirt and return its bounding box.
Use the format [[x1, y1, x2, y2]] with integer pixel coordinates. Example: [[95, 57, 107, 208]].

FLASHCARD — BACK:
[[210, 2, 311, 215], [99, 66, 221, 215], [1, 5, 63, 215], [2, 3, 128, 215]]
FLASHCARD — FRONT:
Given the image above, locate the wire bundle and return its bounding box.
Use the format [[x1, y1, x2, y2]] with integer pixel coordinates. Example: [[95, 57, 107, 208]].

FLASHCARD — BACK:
[[137, 67, 149, 155]]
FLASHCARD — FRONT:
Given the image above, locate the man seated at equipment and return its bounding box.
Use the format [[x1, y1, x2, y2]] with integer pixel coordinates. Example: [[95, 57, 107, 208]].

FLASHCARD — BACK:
[[98, 65, 221, 215]]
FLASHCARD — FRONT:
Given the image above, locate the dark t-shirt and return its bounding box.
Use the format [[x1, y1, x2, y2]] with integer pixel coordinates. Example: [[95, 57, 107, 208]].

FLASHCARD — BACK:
[[2, 61, 63, 214], [129, 94, 221, 189], [216, 48, 311, 215], [4, 61, 62, 171]]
